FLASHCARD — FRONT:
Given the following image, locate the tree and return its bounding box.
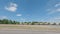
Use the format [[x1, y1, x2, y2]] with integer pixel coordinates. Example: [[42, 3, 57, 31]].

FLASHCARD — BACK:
[[52, 23, 56, 25], [47, 23, 50, 25], [59, 23, 60, 25], [2, 19, 9, 24], [31, 22, 35, 25], [0, 19, 20, 24], [0, 20, 2, 24]]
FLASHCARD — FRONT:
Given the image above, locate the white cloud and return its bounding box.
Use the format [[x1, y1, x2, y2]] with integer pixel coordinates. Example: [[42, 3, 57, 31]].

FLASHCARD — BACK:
[[55, 18, 60, 20], [54, 16, 60, 20], [55, 3, 60, 7], [45, 0, 60, 22], [46, 0, 60, 14], [0, 16, 7, 19], [46, 16, 60, 23], [56, 8, 60, 11], [5, 2, 18, 12], [47, 8, 60, 14], [16, 14, 22, 16], [47, 9, 56, 14], [52, 17, 60, 22], [20, 18, 26, 22]]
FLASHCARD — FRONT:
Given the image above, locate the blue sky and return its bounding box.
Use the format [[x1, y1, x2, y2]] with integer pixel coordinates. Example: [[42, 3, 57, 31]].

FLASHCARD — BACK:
[[0, 0, 60, 23]]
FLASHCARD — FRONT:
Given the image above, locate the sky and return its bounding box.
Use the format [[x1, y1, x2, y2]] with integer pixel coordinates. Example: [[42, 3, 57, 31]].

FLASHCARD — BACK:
[[0, 0, 60, 23]]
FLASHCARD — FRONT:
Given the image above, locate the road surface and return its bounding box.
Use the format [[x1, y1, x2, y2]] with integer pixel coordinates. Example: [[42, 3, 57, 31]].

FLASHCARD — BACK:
[[0, 30, 60, 34]]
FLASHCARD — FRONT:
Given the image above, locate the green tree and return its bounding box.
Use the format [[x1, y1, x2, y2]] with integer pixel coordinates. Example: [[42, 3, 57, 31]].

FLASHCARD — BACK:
[[59, 23, 60, 25], [52, 23, 56, 25], [47, 23, 50, 25]]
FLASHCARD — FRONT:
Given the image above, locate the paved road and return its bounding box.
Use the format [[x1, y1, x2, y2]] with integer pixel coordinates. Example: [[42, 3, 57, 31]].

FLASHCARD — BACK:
[[0, 30, 60, 34]]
